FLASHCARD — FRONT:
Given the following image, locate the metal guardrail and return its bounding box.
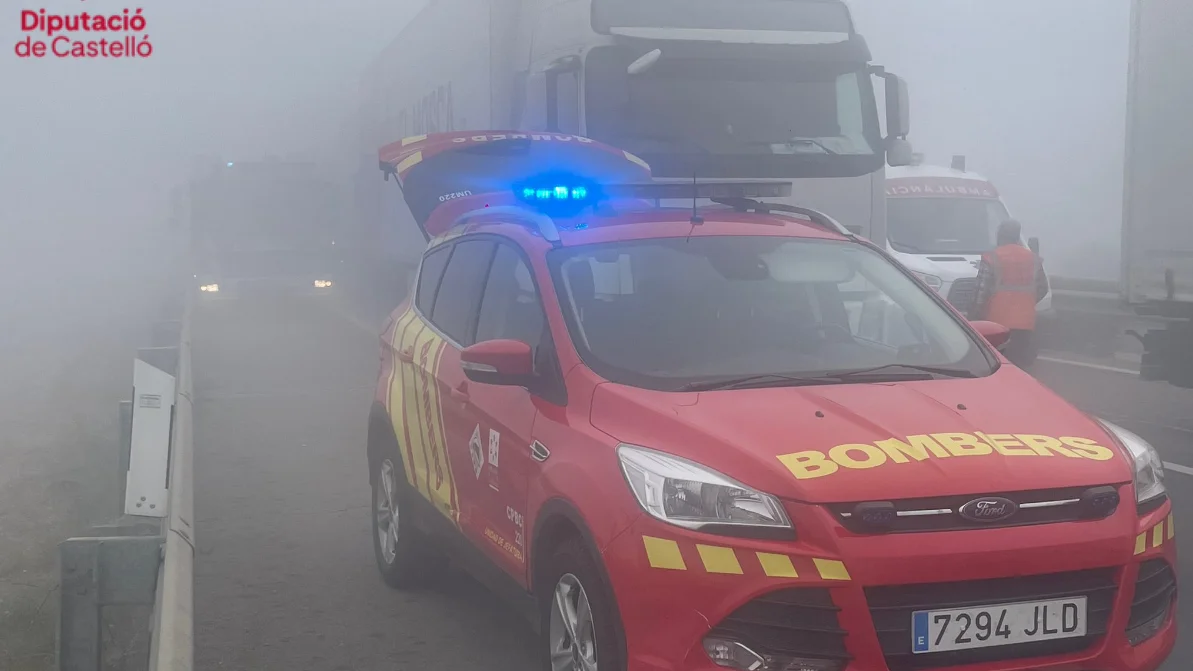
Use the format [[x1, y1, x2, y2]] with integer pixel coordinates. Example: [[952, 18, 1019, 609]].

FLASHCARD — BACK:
[[57, 297, 193, 671]]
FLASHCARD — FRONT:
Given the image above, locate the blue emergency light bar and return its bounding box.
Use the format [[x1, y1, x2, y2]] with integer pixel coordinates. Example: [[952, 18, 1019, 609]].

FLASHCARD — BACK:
[[520, 185, 590, 202], [513, 180, 792, 212]]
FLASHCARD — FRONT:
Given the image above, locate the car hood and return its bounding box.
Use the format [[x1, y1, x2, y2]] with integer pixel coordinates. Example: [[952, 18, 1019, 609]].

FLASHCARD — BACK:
[[589, 367, 1133, 504]]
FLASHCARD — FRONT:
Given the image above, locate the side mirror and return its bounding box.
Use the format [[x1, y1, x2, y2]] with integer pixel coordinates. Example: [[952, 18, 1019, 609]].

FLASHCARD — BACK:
[[461, 339, 535, 386], [887, 138, 913, 167], [880, 72, 911, 139], [970, 320, 1012, 350], [1028, 237, 1040, 255]]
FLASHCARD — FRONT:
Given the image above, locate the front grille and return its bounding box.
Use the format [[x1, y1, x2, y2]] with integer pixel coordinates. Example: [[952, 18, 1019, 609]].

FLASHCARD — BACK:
[[947, 278, 978, 313], [707, 587, 850, 663], [866, 567, 1117, 670], [828, 485, 1120, 534], [1127, 559, 1176, 642]]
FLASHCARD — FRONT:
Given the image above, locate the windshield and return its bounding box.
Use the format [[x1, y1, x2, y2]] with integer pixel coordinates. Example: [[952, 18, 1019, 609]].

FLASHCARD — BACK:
[[548, 235, 993, 390], [886, 197, 1012, 255], [592, 0, 854, 33], [585, 47, 883, 179]]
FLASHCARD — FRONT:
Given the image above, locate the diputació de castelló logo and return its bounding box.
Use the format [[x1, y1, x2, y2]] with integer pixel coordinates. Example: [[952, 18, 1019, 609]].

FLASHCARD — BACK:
[[14, 1, 152, 59]]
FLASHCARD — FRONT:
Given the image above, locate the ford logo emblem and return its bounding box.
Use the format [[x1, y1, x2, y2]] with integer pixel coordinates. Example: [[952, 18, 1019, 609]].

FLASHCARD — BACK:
[[958, 497, 1019, 523]]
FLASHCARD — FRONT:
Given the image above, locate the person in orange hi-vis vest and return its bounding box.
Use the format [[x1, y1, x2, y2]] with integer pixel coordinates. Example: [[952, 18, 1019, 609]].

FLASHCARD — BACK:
[[969, 219, 1048, 368]]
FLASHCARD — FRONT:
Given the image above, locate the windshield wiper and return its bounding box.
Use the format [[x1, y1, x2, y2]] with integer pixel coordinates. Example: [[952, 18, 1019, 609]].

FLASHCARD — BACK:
[[677, 373, 843, 392], [830, 363, 977, 380]]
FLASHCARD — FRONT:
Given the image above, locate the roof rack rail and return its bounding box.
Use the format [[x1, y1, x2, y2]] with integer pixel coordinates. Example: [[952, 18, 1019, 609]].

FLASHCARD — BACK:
[[709, 198, 859, 238]]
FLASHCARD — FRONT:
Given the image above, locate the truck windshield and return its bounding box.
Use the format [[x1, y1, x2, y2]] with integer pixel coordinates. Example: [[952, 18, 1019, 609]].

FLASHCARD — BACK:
[[886, 197, 1012, 255], [592, 0, 853, 33], [548, 235, 992, 391], [585, 48, 883, 179]]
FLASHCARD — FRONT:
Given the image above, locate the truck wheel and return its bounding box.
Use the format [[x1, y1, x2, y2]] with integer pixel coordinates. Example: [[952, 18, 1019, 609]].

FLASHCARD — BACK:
[[371, 456, 445, 589], [540, 538, 623, 671]]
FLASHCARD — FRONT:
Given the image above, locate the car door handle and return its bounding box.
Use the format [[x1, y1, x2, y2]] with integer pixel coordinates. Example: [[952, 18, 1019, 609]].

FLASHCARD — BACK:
[[397, 348, 414, 363], [449, 381, 469, 402]]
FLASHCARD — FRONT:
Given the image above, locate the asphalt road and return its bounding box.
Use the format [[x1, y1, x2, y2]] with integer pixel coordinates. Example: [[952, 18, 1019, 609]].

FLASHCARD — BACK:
[[191, 299, 1192, 671]]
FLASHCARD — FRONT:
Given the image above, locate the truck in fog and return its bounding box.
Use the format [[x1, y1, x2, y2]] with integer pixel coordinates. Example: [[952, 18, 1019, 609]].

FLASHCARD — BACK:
[[1121, 0, 1193, 386], [886, 154, 1053, 318], [353, 0, 912, 273], [183, 159, 347, 300]]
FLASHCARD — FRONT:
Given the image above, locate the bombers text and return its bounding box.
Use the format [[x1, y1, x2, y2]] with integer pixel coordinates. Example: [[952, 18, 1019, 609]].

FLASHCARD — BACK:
[[778, 433, 1116, 480]]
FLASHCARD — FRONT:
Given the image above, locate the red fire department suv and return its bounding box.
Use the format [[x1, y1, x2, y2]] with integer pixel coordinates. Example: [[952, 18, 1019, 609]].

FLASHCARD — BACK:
[[365, 132, 1175, 671]]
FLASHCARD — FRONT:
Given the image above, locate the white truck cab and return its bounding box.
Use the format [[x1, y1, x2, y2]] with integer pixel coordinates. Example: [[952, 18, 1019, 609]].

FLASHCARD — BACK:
[[885, 156, 1053, 318]]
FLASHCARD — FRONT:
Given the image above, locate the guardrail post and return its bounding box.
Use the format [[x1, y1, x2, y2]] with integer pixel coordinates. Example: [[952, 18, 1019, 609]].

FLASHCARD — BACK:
[[124, 359, 176, 518]]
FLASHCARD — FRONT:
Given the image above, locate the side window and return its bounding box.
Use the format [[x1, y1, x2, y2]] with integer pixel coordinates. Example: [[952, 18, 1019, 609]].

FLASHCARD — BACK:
[[523, 72, 548, 130], [430, 240, 496, 345], [415, 245, 451, 313], [550, 69, 581, 134], [511, 71, 529, 129], [476, 244, 545, 349]]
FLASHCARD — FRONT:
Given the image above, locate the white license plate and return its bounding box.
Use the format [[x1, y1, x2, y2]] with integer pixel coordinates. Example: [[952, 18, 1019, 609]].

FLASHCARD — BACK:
[[912, 596, 1087, 654]]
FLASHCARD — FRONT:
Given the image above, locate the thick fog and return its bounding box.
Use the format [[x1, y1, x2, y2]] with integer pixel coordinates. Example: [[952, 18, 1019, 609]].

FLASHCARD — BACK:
[[3, 0, 1130, 287], [1, 0, 421, 306], [852, 0, 1130, 279]]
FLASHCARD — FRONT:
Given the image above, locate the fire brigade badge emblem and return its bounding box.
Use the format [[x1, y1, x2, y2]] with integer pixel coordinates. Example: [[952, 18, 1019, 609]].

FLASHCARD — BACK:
[[469, 424, 484, 478]]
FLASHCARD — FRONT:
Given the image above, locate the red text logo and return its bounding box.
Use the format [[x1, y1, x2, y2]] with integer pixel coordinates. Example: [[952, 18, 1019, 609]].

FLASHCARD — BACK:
[[14, 2, 153, 60]]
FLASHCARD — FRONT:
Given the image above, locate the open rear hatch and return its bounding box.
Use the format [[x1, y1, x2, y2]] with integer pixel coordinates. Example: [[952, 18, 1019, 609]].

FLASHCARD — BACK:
[[378, 131, 653, 241]]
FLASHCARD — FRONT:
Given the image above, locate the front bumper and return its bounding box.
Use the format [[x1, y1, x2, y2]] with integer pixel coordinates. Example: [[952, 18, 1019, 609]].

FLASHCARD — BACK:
[[602, 498, 1176, 671]]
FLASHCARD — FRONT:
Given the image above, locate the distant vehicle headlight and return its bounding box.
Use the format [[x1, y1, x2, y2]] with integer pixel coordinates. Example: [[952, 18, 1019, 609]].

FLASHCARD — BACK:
[[314, 279, 334, 289], [199, 284, 220, 293]]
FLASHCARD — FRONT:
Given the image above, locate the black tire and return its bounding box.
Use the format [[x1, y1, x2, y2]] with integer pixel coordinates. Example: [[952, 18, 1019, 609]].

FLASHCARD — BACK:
[[370, 451, 446, 589], [538, 537, 624, 671]]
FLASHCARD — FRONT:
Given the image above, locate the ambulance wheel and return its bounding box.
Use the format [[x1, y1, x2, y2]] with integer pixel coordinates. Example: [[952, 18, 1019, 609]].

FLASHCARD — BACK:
[[371, 456, 445, 589], [540, 538, 623, 671]]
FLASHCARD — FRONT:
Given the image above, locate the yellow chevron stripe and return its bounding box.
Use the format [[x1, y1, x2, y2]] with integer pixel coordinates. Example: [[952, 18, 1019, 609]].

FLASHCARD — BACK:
[[814, 558, 851, 581], [696, 545, 743, 574], [643, 536, 686, 570], [757, 552, 798, 578], [396, 150, 423, 175]]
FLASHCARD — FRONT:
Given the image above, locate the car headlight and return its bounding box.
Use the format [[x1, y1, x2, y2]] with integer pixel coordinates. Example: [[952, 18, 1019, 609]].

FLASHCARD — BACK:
[[314, 279, 334, 289], [199, 283, 219, 293], [1099, 419, 1166, 505], [617, 445, 792, 537], [911, 271, 943, 292]]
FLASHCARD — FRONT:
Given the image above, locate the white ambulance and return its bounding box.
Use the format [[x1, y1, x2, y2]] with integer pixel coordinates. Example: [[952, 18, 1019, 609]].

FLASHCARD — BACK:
[[885, 155, 1053, 318]]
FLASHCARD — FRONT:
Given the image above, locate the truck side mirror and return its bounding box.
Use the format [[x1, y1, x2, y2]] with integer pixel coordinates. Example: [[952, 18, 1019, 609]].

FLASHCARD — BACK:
[[1028, 237, 1040, 255], [887, 138, 913, 167], [881, 73, 911, 139], [875, 71, 911, 166]]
